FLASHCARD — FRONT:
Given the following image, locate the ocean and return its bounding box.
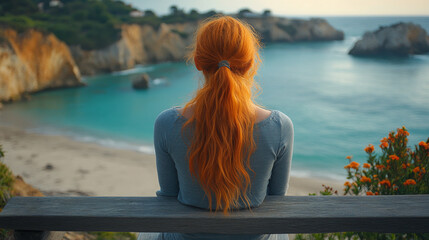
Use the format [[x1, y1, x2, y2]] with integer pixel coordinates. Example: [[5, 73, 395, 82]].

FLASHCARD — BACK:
[[1, 16, 428, 180]]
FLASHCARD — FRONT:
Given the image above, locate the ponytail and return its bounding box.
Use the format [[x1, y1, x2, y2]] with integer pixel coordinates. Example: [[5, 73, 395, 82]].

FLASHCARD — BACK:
[[183, 16, 261, 214]]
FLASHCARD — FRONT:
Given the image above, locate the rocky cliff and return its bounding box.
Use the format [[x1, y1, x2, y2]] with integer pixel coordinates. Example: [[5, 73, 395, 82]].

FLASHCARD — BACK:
[[349, 22, 429, 56], [71, 23, 197, 75], [243, 17, 344, 42], [72, 17, 344, 75], [0, 29, 83, 102]]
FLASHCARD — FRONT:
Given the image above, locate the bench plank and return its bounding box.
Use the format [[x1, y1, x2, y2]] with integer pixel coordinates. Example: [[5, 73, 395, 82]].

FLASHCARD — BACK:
[[0, 195, 428, 234]]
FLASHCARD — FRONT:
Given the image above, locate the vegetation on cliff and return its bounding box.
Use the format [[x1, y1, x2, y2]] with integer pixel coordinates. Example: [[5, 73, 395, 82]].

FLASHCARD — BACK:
[[0, 0, 219, 50], [0, 145, 14, 239]]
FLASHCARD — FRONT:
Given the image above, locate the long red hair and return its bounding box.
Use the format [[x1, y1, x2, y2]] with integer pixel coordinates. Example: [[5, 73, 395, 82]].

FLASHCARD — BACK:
[[183, 16, 261, 214]]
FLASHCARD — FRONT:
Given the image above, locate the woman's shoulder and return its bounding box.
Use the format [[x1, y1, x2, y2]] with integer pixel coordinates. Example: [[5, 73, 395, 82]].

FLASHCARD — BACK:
[[273, 110, 293, 128], [154, 107, 182, 127], [259, 109, 293, 142], [259, 109, 293, 128]]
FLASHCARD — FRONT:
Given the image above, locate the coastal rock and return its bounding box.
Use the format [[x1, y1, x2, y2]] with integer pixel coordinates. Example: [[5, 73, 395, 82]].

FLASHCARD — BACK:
[[71, 17, 343, 75], [349, 22, 429, 56], [244, 17, 344, 42], [71, 23, 195, 75], [0, 29, 84, 102], [132, 73, 150, 89]]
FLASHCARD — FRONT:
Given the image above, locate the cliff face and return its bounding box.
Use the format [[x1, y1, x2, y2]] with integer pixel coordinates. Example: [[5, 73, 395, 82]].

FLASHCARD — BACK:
[[244, 17, 344, 42], [0, 29, 83, 102], [71, 23, 197, 75], [72, 17, 343, 75]]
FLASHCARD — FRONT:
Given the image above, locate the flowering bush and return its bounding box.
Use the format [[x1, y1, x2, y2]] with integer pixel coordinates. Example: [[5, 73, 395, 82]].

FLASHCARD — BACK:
[[344, 126, 428, 196], [296, 127, 429, 240]]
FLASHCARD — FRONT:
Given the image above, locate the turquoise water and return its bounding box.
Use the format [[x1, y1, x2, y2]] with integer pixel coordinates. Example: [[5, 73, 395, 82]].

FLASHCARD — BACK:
[[1, 17, 428, 179]]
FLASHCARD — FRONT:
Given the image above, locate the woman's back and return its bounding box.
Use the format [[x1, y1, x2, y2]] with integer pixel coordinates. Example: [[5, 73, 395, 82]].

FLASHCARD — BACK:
[[154, 107, 293, 239]]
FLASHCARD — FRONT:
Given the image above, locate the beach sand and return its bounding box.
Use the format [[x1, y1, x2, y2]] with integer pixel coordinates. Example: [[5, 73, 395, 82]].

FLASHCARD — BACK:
[[0, 125, 343, 197]]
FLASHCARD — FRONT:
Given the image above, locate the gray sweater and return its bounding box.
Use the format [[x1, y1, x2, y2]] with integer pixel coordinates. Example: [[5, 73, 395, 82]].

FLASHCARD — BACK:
[[153, 107, 294, 240]]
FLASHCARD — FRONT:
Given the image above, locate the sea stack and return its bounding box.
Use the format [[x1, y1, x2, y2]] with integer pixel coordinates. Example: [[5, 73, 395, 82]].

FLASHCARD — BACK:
[[349, 22, 429, 56], [132, 73, 150, 90]]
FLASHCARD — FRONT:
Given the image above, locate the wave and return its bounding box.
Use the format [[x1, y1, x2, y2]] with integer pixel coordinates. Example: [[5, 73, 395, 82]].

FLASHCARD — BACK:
[[112, 65, 155, 76], [413, 54, 429, 60], [28, 127, 155, 155], [290, 169, 346, 182]]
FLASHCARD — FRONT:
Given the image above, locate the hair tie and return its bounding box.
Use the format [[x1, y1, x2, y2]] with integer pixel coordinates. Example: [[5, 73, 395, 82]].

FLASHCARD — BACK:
[[218, 60, 230, 69]]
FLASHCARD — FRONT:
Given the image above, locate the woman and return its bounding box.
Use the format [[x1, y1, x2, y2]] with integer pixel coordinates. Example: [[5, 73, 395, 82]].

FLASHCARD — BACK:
[[141, 16, 293, 240]]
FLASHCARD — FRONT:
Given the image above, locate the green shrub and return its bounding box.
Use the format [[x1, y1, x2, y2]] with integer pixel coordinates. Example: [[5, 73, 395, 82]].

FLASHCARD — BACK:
[[0, 145, 14, 239], [0, 145, 13, 210], [0, 15, 37, 32]]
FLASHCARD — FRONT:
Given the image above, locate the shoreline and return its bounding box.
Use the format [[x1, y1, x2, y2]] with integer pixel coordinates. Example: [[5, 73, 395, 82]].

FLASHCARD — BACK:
[[0, 124, 343, 196]]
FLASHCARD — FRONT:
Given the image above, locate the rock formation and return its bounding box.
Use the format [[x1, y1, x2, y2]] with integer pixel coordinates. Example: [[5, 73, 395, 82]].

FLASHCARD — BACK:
[[71, 17, 343, 75], [243, 17, 344, 42], [0, 29, 83, 102], [349, 22, 429, 56], [71, 23, 196, 75], [132, 73, 150, 89]]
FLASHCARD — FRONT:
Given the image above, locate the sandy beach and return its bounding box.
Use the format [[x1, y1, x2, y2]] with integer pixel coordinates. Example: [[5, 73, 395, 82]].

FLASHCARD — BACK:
[[0, 124, 343, 197]]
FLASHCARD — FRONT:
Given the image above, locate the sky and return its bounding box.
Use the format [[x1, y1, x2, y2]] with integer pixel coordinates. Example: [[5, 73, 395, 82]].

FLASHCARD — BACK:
[[124, 0, 429, 16]]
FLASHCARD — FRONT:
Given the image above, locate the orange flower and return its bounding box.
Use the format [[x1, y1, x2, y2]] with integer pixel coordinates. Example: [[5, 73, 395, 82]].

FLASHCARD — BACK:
[[364, 144, 375, 154], [419, 141, 429, 149], [421, 168, 426, 174], [388, 133, 395, 143], [380, 137, 388, 143], [344, 181, 352, 187], [376, 164, 385, 170], [403, 179, 417, 186], [375, 192, 379, 195], [366, 191, 374, 195], [386, 159, 391, 164], [344, 164, 351, 169], [346, 155, 353, 160], [360, 176, 371, 183], [379, 179, 391, 188], [363, 163, 371, 168], [397, 127, 409, 137], [373, 174, 378, 179], [413, 167, 420, 173], [389, 155, 400, 161], [401, 163, 407, 169], [349, 161, 360, 170], [380, 142, 389, 149]]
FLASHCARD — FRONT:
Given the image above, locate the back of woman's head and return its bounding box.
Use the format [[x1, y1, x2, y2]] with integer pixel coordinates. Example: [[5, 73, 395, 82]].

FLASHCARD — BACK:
[[183, 16, 261, 214]]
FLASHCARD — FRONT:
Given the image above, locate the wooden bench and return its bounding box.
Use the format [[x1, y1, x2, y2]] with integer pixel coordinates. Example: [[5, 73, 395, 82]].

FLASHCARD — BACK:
[[1, 195, 429, 240]]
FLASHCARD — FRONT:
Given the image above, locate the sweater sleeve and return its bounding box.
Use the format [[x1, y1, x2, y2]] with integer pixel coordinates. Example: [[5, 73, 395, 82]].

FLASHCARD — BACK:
[[154, 110, 179, 197], [267, 113, 294, 196]]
